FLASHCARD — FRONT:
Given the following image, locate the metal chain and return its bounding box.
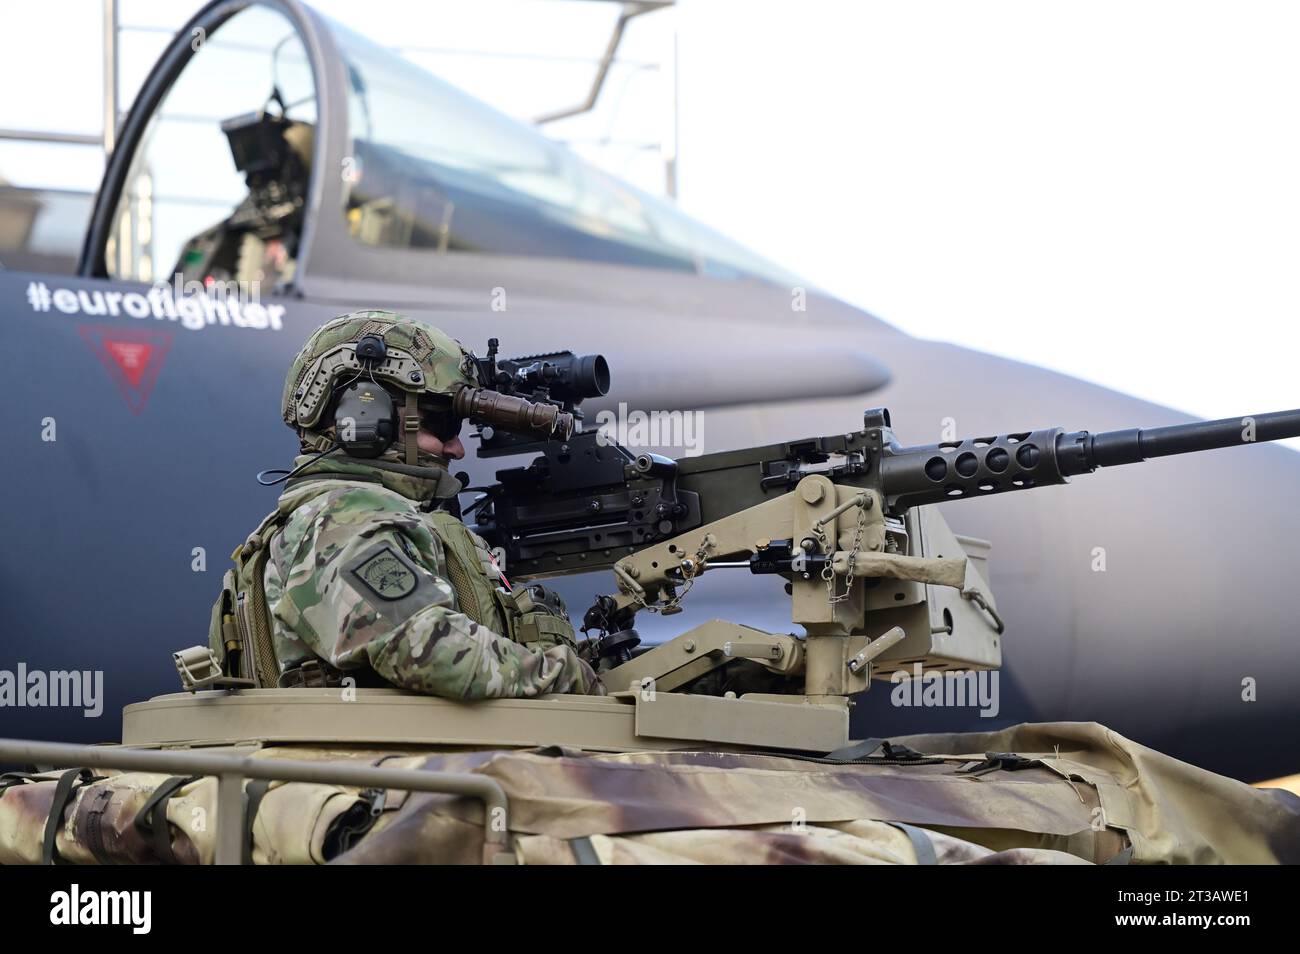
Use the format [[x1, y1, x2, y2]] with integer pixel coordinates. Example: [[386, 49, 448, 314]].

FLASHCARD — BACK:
[[630, 536, 715, 614], [823, 498, 868, 605]]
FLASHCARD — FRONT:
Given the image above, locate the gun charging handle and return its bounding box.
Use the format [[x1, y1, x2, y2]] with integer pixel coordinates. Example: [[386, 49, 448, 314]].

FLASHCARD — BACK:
[[452, 384, 576, 441]]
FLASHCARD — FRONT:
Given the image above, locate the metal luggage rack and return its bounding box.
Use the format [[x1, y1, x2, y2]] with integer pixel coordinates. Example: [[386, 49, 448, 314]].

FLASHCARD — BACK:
[[0, 738, 513, 865]]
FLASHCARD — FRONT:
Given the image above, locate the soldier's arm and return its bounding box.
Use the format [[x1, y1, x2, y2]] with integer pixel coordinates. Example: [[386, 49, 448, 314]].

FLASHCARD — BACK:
[[270, 487, 603, 699]]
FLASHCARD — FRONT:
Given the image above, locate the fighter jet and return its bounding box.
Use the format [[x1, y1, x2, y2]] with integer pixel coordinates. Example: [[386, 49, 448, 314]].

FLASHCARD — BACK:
[[2, 0, 1296, 783]]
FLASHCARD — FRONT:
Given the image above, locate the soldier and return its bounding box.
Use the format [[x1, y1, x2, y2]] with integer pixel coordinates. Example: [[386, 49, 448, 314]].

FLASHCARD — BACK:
[[211, 311, 603, 699]]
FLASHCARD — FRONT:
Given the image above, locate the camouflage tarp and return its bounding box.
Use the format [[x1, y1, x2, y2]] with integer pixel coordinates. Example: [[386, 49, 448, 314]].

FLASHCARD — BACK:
[[2, 723, 1296, 864]]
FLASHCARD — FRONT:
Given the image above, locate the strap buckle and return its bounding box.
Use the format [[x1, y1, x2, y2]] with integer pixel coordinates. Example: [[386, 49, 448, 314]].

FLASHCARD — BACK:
[[955, 751, 1038, 776], [173, 645, 254, 692]]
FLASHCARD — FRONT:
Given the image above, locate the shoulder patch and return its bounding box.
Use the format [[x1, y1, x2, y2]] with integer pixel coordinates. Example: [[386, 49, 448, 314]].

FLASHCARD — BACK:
[[351, 545, 418, 600]]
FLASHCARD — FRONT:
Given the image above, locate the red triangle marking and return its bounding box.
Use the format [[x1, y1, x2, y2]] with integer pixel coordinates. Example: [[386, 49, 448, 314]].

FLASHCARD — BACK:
[[78, 324, 173, 414], [104, 340, 154, 388]]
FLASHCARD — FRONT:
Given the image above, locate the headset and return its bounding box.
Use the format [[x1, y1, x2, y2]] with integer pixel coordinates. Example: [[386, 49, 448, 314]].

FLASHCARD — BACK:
[[259, 334, 405, 484], [333, 334, 399, 458]]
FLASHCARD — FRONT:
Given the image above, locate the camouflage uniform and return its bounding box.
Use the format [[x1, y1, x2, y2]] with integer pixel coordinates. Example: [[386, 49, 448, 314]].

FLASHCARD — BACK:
[[263, 455, 601, 698], [244, 310, 602, 699]]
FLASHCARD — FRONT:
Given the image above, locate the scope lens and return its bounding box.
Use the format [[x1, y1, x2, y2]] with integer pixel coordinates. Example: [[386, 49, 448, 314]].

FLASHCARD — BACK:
[[576, 354, 611, 398]]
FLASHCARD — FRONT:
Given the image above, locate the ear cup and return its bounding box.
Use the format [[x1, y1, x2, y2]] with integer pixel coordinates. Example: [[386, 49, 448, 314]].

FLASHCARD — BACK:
[[334, 382, 396, 458]]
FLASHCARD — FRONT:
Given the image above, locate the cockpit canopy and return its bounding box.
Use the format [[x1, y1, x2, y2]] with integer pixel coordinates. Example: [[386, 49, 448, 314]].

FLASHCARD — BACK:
[[96, 1, 798, 291]]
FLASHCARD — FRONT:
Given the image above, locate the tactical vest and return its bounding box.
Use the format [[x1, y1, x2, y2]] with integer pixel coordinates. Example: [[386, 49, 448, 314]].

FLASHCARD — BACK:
[[418, 511, 575, 647], [208, 488, 574, 688]]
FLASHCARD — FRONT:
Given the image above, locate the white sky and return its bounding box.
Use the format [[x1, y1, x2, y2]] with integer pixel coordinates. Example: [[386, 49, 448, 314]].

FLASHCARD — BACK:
[[3, 0, 1297, 426]]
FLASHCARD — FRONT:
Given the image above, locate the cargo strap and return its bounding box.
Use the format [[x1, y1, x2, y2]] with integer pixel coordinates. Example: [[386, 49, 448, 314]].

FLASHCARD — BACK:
[[823, 739, 929, 763], [42, 768, 102, 865], [133, 774, 199, 865], [823, 738, 885, 761], [242, 779, 274, 866], [0, 771, 44, 796], [569, 835, 602, 865], [85, 787, 116, 865], [885, 821, 938, 864], [955, 752, 1040, 777]]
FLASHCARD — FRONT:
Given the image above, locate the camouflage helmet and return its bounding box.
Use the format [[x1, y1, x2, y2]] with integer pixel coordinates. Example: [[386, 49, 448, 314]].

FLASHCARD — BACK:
[[282, 310, 479, 451]]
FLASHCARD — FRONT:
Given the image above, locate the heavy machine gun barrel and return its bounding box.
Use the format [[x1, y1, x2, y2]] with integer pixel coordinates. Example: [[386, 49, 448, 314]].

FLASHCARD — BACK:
[[879, 409, 1300, 511], [1059, 408, 1300, 471]]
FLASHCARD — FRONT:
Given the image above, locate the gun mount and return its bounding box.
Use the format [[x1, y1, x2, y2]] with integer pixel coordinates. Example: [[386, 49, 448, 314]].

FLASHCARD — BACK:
[[468, 403, 1300, 733]]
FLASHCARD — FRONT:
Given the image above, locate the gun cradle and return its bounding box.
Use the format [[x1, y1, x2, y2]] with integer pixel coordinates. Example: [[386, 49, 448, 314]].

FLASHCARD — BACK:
[[469, 400, 1299, 748], [598, 473, 1002, 708]]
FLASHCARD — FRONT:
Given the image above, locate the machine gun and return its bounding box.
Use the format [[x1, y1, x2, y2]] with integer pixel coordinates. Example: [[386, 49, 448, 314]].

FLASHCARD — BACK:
[[463, 340, 1300, 735]]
